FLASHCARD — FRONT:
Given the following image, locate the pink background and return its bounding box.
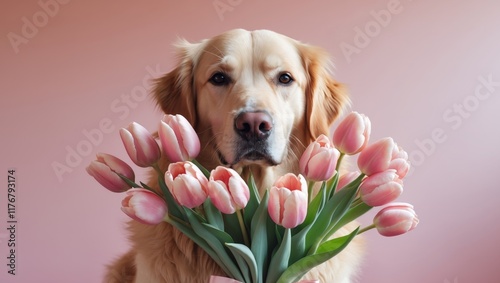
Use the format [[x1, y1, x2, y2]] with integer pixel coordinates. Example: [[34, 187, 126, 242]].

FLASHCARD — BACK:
[[2, 0, 500, 282]]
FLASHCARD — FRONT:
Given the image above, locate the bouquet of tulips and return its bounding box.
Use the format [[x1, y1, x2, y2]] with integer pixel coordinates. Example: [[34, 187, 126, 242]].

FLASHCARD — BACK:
[[87, 111, 419, 283]]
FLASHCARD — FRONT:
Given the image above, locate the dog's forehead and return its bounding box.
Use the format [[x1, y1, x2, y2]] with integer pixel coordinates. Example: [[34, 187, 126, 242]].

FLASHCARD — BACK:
[[200, 30, 303, 71]]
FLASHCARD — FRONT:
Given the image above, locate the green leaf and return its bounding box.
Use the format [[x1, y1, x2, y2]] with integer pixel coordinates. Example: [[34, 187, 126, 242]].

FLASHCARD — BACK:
[[265, 228, 291, 283], [184, 208, 245, 282], [289, 181, 328, 263], [325, 173, 339, 199], [157, 175, 185, 221], [117, 173, 142, 188], [226, 243, 259, 283], [138, 181, 156, 193], [295, 182, 327, 232], [305, 174, 363, 254], [167, 218, 231, 276], [244, 174, 260, 227], [204, 199, 224, 230], [276, 227, 360, 283], [250, 191, 274, 282], [223, 212, 245, 244], [201, 222, 234, 244], [327, 202, 372, 238]]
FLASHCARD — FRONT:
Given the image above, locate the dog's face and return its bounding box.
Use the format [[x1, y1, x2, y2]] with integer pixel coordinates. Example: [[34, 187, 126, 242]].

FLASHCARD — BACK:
[[155, 29, 347, 173], [195, 30, 308, 167]]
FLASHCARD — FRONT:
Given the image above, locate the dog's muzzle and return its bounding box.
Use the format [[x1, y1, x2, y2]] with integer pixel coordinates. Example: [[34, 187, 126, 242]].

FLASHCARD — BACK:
[[219, 110, 278, 166]]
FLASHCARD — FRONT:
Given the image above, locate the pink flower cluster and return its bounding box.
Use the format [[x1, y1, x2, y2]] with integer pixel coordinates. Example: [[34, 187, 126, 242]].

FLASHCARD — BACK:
[[298, 111, 417, 236], [87, 111, 418, 237], [86, 115, 252, 224]]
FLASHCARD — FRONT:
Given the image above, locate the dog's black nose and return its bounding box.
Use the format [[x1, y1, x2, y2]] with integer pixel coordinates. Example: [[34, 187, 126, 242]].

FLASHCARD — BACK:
[[235, 111, 273, 141]]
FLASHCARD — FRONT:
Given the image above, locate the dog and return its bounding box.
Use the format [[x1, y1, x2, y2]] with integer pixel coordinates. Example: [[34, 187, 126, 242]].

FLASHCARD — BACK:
[[105, 29, 364, 283]]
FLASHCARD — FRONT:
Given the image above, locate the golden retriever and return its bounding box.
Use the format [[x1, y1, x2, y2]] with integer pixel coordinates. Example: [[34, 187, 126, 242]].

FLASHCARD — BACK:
[[105, 29, 364, 283]]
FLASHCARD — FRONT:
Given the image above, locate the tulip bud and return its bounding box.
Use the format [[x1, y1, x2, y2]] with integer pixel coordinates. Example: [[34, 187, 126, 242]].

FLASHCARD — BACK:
[[159, 114, 200, 162], [268, 173, 308, 229], [337, 171, 361, 191], [389, 144, 410, 179], [333, 112, 371, 155], [164, 161, 209, 208], [299, 135, 340, 182], [120, 122, 161, 167], [359, 169, 403, 207], [86, 153, 135, 193], [207, 166, 250, 214], [121, 188, 167, 225], [373, 203, 419, 236], [357, 137, 395, 176]]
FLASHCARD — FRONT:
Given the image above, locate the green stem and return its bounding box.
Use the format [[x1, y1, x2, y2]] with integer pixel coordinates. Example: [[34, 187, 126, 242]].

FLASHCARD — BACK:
[[336, 152, 345, 171], [117, 173, 142, 188], [351, 197, 362, 208], [164, 212, 190, 228], [307, 180, 315, 203], [152, 163, 163, 176], [358, 224, 376, 235], [236, 209, 250, 246]]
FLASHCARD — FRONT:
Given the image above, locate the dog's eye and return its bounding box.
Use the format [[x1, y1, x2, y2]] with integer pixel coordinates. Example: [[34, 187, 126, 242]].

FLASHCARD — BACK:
[[278, 72, 294, 85], [209, 72, 230, 86]]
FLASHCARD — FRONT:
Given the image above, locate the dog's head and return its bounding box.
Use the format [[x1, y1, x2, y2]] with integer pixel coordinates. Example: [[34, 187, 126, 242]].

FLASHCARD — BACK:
[[154, 29, 348, 173]]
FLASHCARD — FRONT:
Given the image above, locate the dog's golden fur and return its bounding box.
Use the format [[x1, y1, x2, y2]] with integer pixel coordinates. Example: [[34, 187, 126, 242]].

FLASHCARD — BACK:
[[105, 29, 364, 283]]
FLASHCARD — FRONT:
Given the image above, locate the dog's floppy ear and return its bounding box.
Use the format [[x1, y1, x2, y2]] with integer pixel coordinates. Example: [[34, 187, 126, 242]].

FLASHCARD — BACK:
[[153, 39, 201, 126], [299, 44, 350, 140]]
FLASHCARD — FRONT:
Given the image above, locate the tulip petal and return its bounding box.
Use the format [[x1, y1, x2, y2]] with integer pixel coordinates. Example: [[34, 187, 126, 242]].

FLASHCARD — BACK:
[[96, 153, 135, 180], [173, 175, 207, 208], [159, 121, 184, 162], [361, 181, 403, 207], [228, 176, 249, 209], [358, 137, 394, 175], [176, 115, 201, 159], [121, 189, 167, 225], [208, 180, 235, 214], [120, 128, 138, 162], [375, 209, 416, 236], [131, 122, 160, 166], [86, 161, 129, 192], [307, 151, 337, 181], [282, 191, 308, 228], [268, 187, 282, 225]]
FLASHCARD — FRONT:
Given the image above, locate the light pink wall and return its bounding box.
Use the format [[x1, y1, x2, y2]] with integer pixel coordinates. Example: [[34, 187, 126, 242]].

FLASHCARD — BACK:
[[2, 0, 499, 282]]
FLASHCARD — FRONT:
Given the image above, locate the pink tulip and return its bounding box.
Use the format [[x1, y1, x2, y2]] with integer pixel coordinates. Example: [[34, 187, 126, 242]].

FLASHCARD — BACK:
[[268, 173, 308, 229], [86, 153, 135, 193], [357, 137, 395, 176], [165, 161, 209, 208], [120, 122, 161, 167], [121, 188, 167, 225], [299, 134, 340, 181], [389, 144, 410, 179], [207, 166, 250, 214], [332, 112, 371, 155], [359, 169, 403, 207], [373, 203, 419, 236], [159, 114, 200, 162], [337, 171, 361, 191]]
